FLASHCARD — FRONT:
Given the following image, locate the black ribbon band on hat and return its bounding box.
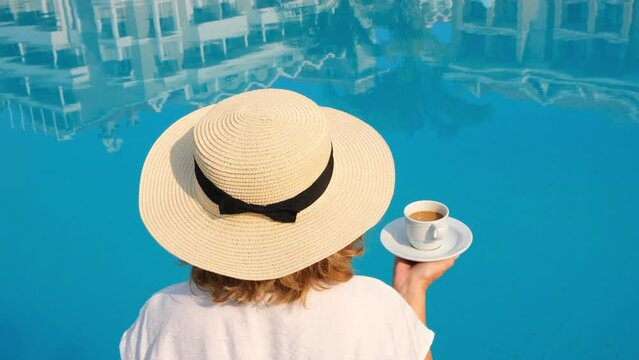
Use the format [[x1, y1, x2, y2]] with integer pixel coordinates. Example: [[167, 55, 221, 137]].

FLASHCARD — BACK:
[[194, 145, 334, 223]]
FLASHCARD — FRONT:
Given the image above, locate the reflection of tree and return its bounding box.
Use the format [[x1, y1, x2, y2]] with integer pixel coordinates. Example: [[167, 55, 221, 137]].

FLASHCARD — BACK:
[[307, 0, 490, 136], [309, 0, 374, 54], [397, 0, 425, 31], [327, 57, 492, 136]]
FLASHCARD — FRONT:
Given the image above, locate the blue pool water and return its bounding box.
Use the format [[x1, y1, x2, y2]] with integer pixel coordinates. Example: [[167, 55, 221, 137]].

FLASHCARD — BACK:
[[1, 1, 639, 359]]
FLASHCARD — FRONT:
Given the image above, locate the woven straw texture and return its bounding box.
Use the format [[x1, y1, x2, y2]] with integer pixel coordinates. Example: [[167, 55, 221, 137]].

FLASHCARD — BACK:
[[139, 89, 395, 280]]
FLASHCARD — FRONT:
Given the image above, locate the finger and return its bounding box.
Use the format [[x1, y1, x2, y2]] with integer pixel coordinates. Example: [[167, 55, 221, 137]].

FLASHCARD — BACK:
[[393, 256, 414, 273], [442, 257, 456, 269], [396, 255, 418, 265]]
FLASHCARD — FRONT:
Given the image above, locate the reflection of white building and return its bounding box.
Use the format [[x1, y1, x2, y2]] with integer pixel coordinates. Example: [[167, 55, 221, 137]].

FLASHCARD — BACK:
[[0, 0, 340, 150], [454, 0, 547, 63], [553, 0, 635, 43], [2, 0, 638, 149], [296, 44, 382, 95], [450, 0, 639, 120]]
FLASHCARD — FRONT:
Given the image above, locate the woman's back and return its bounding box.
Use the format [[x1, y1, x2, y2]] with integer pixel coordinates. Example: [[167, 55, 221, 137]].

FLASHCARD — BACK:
[[120, 275, 434, 360]]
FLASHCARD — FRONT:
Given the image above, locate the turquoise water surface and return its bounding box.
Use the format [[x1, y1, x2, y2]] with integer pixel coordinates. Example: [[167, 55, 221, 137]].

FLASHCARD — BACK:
[[1, 0, 639, 359]]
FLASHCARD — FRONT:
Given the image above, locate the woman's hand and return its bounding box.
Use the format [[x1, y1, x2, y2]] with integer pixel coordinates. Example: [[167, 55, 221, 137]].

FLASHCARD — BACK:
[[392, 256, 457, 295]]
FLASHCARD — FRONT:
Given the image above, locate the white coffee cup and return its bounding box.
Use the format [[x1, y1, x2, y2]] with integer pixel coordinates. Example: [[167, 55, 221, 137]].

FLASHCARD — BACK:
[[404, 200, 450, 251]]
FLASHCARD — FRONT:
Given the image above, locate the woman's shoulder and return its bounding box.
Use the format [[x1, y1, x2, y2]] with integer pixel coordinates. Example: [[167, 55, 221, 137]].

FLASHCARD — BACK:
[[140, 281, 206, 312], [327, 275, 404, 305], [349, 275, 395, 291], [151, 281, 194, 297], [304, 275, 411, 330], [350, 275, 399, 293]]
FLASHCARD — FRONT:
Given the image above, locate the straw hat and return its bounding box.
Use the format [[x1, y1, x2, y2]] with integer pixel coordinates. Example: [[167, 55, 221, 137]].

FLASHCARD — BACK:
[[139, 89, 395, 280]]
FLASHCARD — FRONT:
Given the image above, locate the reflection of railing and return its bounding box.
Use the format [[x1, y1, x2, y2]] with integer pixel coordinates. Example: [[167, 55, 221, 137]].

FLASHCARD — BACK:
[[422, 0, 453, 28], [193, 7, 220, 24], [282, 0, 339, 18], [4, 99, 79, 141], [444, 65, 639, 120], [2, 0, 639, 153], [451, 0, 639, 120], [206, 51, 347, 105], [555, 0, 634, 41], [0, 0, 350, 151]]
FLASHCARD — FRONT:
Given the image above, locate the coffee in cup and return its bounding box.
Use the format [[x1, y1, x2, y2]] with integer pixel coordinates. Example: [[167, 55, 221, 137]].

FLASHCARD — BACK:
[[409, 210, 444, 222], [404, 200, 449, 250]]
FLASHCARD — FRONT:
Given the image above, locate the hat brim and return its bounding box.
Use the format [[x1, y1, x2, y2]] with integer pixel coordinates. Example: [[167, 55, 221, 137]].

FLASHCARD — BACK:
[[139, 105, 395, 280]]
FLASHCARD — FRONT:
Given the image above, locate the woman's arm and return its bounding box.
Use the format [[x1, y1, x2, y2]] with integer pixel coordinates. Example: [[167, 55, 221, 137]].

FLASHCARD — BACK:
[[402, 284, 431, 359], [399, 278, 428, 324], [392, 256, 457, 360]]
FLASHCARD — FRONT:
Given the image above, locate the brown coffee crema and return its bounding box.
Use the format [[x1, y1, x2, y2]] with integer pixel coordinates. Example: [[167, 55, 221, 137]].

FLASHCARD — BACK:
[[409, 210, 444, 221]]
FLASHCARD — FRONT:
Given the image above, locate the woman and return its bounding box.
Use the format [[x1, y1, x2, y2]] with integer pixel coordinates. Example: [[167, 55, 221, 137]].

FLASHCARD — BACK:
[[120, 89, 457, 360]]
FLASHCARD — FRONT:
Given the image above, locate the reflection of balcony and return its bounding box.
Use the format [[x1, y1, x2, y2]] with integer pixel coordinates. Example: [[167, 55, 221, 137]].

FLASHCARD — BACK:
[[221, 3, 240, 18], [595, 2, 624, 33], [191, 42, 225, 67], [193, 3, 240, 24], [458, 32, 485, 59], [142, 16, 178, 38], [458, 0, 520, 36], [56, 48, 86, 69], [23, 46, 54, 66], [100, 18, 128, 38], [449, 0, 639, 120], [15, 11, 41, 26], [147, 17, 157, 37], [463, 1, 488, 25], [101, 27, 113, 39], [248, 7, 282, 43], [193, 7, 221, 24], [562, 1, 589, 32], [159, 16, 176, 34], [0, 43, 20, 58], [0, 7, 13, 21], [189, 15, 249, 42], [2, 0, 637, 154], [155, 58, 181, 77], [0, 77, 29, 98], [0, 0, 342, 150], [255, 0, 280, 9], [16, 10, 60, 32], [553, 38, 588, 66], [491, 0, 518, 28], [554, 0, 633, 42], [30, 86, 78, 107], [4, 98, 81, 141], [104, 59, 133, 78], [444, 64, 639, 120]]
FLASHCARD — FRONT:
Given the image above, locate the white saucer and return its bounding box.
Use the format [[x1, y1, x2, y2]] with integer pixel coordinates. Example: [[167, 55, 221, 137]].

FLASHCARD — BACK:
[[380, 216, 473, 262]]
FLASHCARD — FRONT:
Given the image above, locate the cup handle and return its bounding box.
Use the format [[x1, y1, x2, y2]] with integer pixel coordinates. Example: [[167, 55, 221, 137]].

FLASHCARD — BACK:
[[433, 226, 442, 240]]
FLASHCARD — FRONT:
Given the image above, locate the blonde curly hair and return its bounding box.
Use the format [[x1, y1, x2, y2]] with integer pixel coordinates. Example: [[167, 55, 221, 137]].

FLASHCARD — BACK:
[[188, 235, 365, 308]]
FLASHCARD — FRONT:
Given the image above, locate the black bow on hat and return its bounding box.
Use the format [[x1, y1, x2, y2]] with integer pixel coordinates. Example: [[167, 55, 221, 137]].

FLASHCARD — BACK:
[[193, 145, 334, 223], [216, 196, 298, 223]]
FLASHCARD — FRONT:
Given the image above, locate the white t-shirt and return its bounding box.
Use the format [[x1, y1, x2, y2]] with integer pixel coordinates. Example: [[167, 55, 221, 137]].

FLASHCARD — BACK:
[[120, 275, 434, 360]]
